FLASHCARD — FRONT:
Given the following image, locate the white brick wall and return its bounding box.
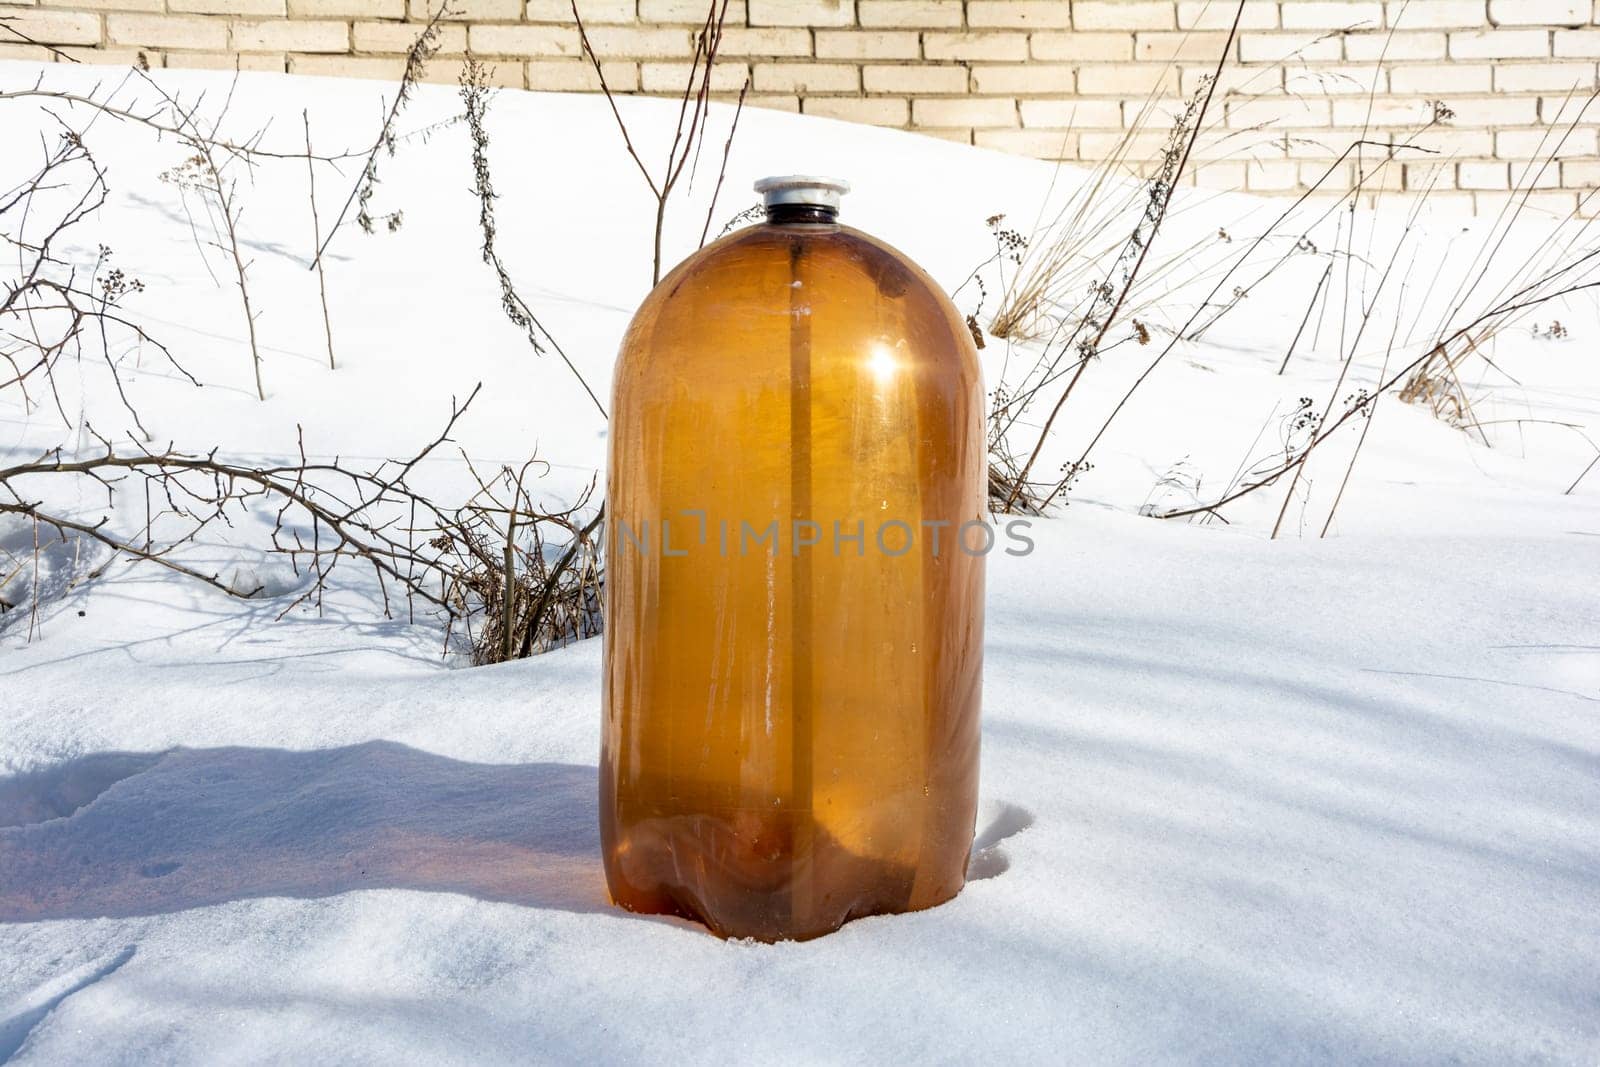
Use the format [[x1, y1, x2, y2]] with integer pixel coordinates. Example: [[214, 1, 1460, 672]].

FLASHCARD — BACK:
[[6, 0, 1599, 215]]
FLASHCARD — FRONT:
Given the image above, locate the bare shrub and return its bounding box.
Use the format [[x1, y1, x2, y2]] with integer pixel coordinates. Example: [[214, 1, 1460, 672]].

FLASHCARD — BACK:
[[573, 0, 747, 285], [976, 4, 1600, 533], [1, 42, 604, 661]]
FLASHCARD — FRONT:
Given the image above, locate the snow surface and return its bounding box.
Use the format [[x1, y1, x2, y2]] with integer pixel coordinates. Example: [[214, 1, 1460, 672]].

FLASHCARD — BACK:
[[1, 60, 1598, 1063]]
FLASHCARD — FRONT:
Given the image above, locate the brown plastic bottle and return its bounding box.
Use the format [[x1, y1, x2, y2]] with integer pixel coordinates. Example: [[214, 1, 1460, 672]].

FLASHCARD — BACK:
[[601, 176, 985, 941]]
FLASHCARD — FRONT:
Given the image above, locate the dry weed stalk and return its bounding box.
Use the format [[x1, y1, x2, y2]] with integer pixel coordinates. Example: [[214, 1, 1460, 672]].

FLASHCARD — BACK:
[[1, 84, 601, 660], [1160, 254, 1600, 524], [1396, 332, 1488, 435], [0, 125, 196, 439], [980, 4, 1599, 532], [573, 0, 746, 284], [991, 1, 1248, 514], [315, 1, 454, 255], [145, 71, 269, 400], [4, 383, 599, 658], [458, 56, 607, 417], [441, 459, 603, 664], [1, 69, 392, 401], [303, 110, 337, 371]]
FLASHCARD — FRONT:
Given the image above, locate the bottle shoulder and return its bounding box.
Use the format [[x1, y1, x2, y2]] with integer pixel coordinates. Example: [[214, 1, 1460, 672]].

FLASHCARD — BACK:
[[619, 223, 973, 364], [665, 224, 942, 302]]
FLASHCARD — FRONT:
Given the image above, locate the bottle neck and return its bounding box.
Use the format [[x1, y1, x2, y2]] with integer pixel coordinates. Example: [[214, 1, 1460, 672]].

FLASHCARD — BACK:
[[765, 203, 838, 225]]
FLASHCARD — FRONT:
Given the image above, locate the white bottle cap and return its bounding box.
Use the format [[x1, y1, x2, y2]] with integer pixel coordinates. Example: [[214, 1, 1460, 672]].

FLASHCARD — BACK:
[[754, 175, 851, 213]]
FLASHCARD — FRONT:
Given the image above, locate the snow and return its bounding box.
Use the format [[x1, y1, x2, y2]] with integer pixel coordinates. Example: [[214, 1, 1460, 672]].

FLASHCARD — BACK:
[[2, 60, 1599, 1063]]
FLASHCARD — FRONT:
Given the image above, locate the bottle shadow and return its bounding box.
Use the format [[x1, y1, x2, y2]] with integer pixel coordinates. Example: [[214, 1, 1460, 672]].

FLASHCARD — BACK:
[[0, 741, 1025, 924], [0, 741, 607, 922]]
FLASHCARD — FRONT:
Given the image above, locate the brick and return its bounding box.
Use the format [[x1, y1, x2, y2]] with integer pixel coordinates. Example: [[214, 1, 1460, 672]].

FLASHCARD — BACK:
[[0, 42, 60, 60], [181, 49, 287, 70], [1079, 128, 1171, 156], [1415, 127, 1494, 154], [1275, 126, 1367, 156], [967, 1, 1073, 28], [1494, 61, 1597, 91], [535, 0, 637, 21], [751, 61, 858, 91], [1076, 64, 1180, 94], [912, 96, 1018, 126], [1384, 0, 1482, 28], [580, 27, 692, 56], [748, 0, 853, 27], [857, 0, 962, 27], [1280, 2, 1383, 30], [640, 60, 748, 89], [1459, 159, 1504, 188], [973, 128, 1076, 157], [1554, 29, 1600, 56], [0, 7, 100, 44], [1029, 32, 1132, 60], [1177, 1, 1278, 29], [1136, 31, 1234, 61], [1126, 95, 1195, 127], [1357, 164, 1407, 192], [1562, 160, 1600, 185], [717, 28, 811, 56], [288, 0, 402, 15], [639, 0, 748, 21], [918, 127, 973, 144], [1342, 30, 1446, 60], [745, 92, 798, 110], [231, 19, 347, 51], [1508, 158, 1563, 187], [38, 0, 161, 11], [354, 21, 465, 53], [467, 24, 580, 55], [1449, 30, 1550, 59], [1183, 63, 1277, 95], [862, 63, 967, 92], [1073, 1, 1173, 30], [1497, 126, 1598, 156], [1246, 160, 1300, 190], [1540, 93, 1593, 122], [1305, 159, 1360, 188], [1194, 161, 1247, 188], [420, 58, 521, 87], [407, 0, 518, 19], [1226, 95, 1332, 127], [1018, 98, 1122, 127], [1184, 128, 1282, 159], [1443, 95, 1539, 124], [1284, 63, 1387, 93], [1488, 0, 1586, 26], [1388, 62, 1491, 92], [56, 44, 160, 62], [802, 96, 909, 124], [924, 32, 1028, 60], [972, 63, 1074, 94], [290, 53, 404, 77], [1276, 132, 1337, 159], [814, 30, 920, 59], [109, 13, 228, 49], [1290, 162, 1345, 193], [1239, 32, 1342, 63], [1330, 97, 1436, 125], [169, 0, 284, 13], [1403, 161, 1452, 190], [526, 58, 636, 89]]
